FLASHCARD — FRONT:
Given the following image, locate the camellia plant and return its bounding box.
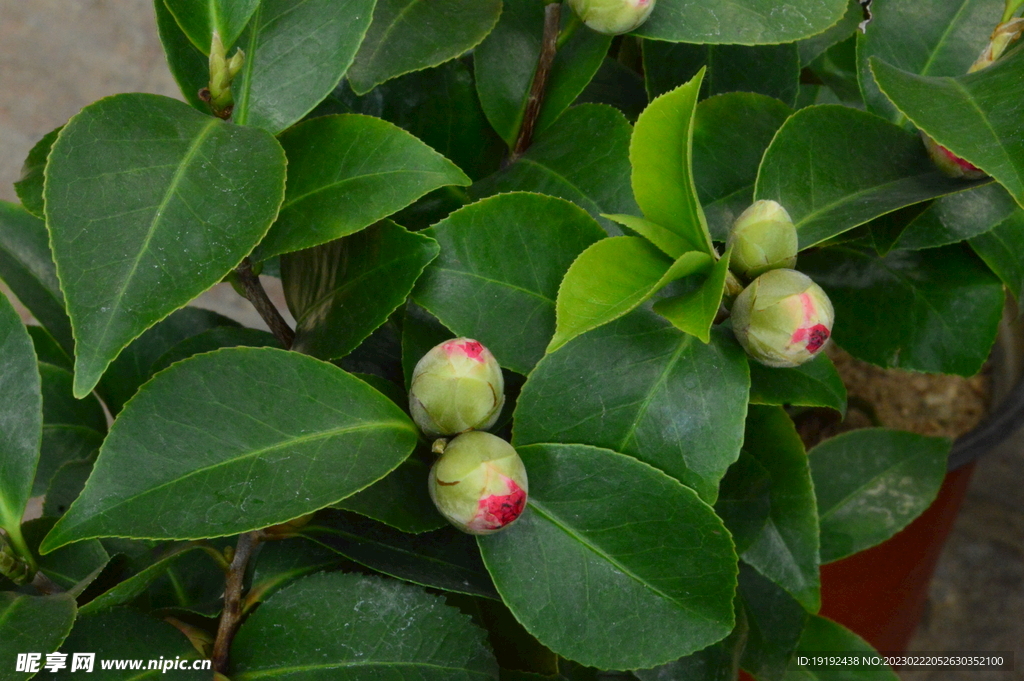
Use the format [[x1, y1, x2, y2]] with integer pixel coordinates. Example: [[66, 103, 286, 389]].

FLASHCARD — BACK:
[[1, 0, 1022, 678]]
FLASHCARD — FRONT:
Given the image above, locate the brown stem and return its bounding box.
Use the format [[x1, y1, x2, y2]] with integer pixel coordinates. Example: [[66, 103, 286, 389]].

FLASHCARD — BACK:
[[212, 531, 263, 675], [234, 258, 294, 349], [511, 3, 562, 161]]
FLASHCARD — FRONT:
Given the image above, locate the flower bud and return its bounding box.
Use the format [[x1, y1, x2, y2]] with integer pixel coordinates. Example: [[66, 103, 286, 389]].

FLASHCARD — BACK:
[[568, 0, 656, 35], [732, 269, 834, 368], [727, 200, 798, 280], [429, 431, 528, 535], [921, 133, 986, 180], [409, 338, 505, 438]]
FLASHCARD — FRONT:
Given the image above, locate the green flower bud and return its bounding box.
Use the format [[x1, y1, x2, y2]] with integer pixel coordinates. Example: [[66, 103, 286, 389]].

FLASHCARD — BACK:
[[727, 200, 798, 280], [921, 133, 986, 180], [429, 431, 528, 535], [409, 338, 505, 437], [568, 0, 656, 35], [732, 269, 834, 368]]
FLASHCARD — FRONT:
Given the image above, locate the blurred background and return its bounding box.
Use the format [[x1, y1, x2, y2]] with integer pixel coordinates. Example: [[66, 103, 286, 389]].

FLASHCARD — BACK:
[[0, 2, 1020, 678]]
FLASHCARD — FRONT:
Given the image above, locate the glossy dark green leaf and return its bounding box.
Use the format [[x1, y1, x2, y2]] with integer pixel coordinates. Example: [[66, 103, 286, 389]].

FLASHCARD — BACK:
[[971, 210, 1024, 301], [231, 0, 376, 133], [643, 42, 800, 107], [247, 536, 347, 607], [871, 45, 1024, 208], [98, 307, 239, 416], [141, 545, 226, 616], [516, 310, 749, 503], [39, 363, 106, 433], [338, 316, 406, 386], [0, 293, 41, 545], [334, 456, 446, 534], [151, 326, 279, 373], [739, 563, 809, 681], [256, 115, 468, 259], [800, 244, 1004, 375], [714, 453, 772, 555], [475, 2, 612, 147], [78, 544, 205, 615], [857, 0, 1001, 121], [14, 126, 61, 219], [44, 93, 286, 398], [306, 510, 497, 599], [0, 202, 73, 353], [740, 406, 820, 612], [810, 428, 950, 563], [163, 0, 260, 53], [28, 327, 72, 371], [282, 220, 438, 360], [755, 105, 988, 249], [22, 518, 109, 592], [414, 193, 606, 373], [633, 0, 847, 44], [631, 71, 714, 254], [401, 301, 453, 388], [892, 183, 1018, 250], [0, 592, 77, 680], [43, 459, 94, 518], [34, 426, 103, 498], [691, 94, 793, 240], [634, 603, 747, 681], [40, 348, 419, 553], [749, 352, 847, 412], [653, 250, 732, 343], [807, 35, 864, 106], [154, 0, 209, 110], [231, 572, 499, 680], [479, 443, 737, 669], [574, 58, 648, 122], [471, 104, 639, 233], [797, 0, 862, 67], [54, 609, 202, 679], [785, 616, 899, 680], [348, 0, 502, 94]]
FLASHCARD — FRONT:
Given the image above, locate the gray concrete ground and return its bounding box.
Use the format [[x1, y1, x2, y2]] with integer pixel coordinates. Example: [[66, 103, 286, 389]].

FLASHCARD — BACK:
[[1, 1, 1021, 678]]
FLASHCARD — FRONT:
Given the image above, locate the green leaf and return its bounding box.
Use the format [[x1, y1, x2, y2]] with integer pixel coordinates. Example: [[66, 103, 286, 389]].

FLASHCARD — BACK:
[[749, 352, 847, 413], [163, 0, 261, 53], [471, 104, 640, 233], [475, 1, 612, 147], [633, 0, 848, 44], [0, 592, 77, 680], [631, 71, 714, 254], [754, 105, 988, 249], [231, 0, 376, 133], [714, 453, 772, 555], [27, 327, 72, 371], [78, 544, 205, 615], [516, 310, 749, 504], [414, 193, 606, 374], [247, 536, 346, 608], [136, 545, 226, 616], [347, 0, 502, 95], [14, 126, 61, 219], [0, 202, 73, 353], [151, 326, 280, 373], [548, 238, 710, 354], [653, 249, 732, 343], [54, 609, 202, 679], [740, 406, 820, 612], [40, 347, 418, 553], [333, 455, 446, 534], [605, 213, 695, 258], [231, 572, 499, 680], [871, 46, 1024, 208], [306, 510, 497, 599], [282, 220, 438, 360], [402, 301, 454, 388], [22, 518, 109, 592], [44, 93, 286, 398], [43, 459, 94, 518], [255, 114, 468, 260], [691, 94, 793, 241], [154, 0, 209, 110], [739, 562, 809, 681], [797, 0, 863, 67], [35, 426, 103, 498], [857, 0, 1001, 122], [574, 58, 649, 123], [479, 443, 737, 670], [810, 428, 951, 563], [0, 293, 41, 543], [785, 616, 899, 681], [971, 209, 1024, 302], [892, 183, 1018, 251], [800, 244, 1004, 375], [39, 363, 106, 433]]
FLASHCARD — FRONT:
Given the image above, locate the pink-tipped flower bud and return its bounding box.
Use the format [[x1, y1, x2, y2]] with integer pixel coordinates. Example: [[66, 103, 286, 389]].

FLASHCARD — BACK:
[[921, 133, 986, 180], [429, 431, 528, 535], [727, 200, 799, 281], [409, 338, 505, 437], [568, 0, 656, 35], [732, 269, 834, 368]]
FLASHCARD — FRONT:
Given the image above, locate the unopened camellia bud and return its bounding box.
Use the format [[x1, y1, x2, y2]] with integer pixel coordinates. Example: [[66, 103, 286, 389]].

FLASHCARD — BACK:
[[732, 269, 834, 368], [409, 338, 504, 438], [727, 200, 798, 281], [429, 431, 528, 535], [568, 0, 656, 35], [921, 133, 986, 181]]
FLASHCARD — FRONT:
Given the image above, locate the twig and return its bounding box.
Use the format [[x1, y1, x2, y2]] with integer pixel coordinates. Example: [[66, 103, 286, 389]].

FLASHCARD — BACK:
[[233, 258, 295, 349], [211, 530, 264, 674], [511, 3, 562, 161]]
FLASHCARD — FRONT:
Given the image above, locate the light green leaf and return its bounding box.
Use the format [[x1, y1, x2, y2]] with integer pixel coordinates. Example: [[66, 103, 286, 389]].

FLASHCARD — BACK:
[[604, 213, 695, 258], [653, 249, 732, 343], [163, 0, 261, 53], [633, 0, 848, 44]]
